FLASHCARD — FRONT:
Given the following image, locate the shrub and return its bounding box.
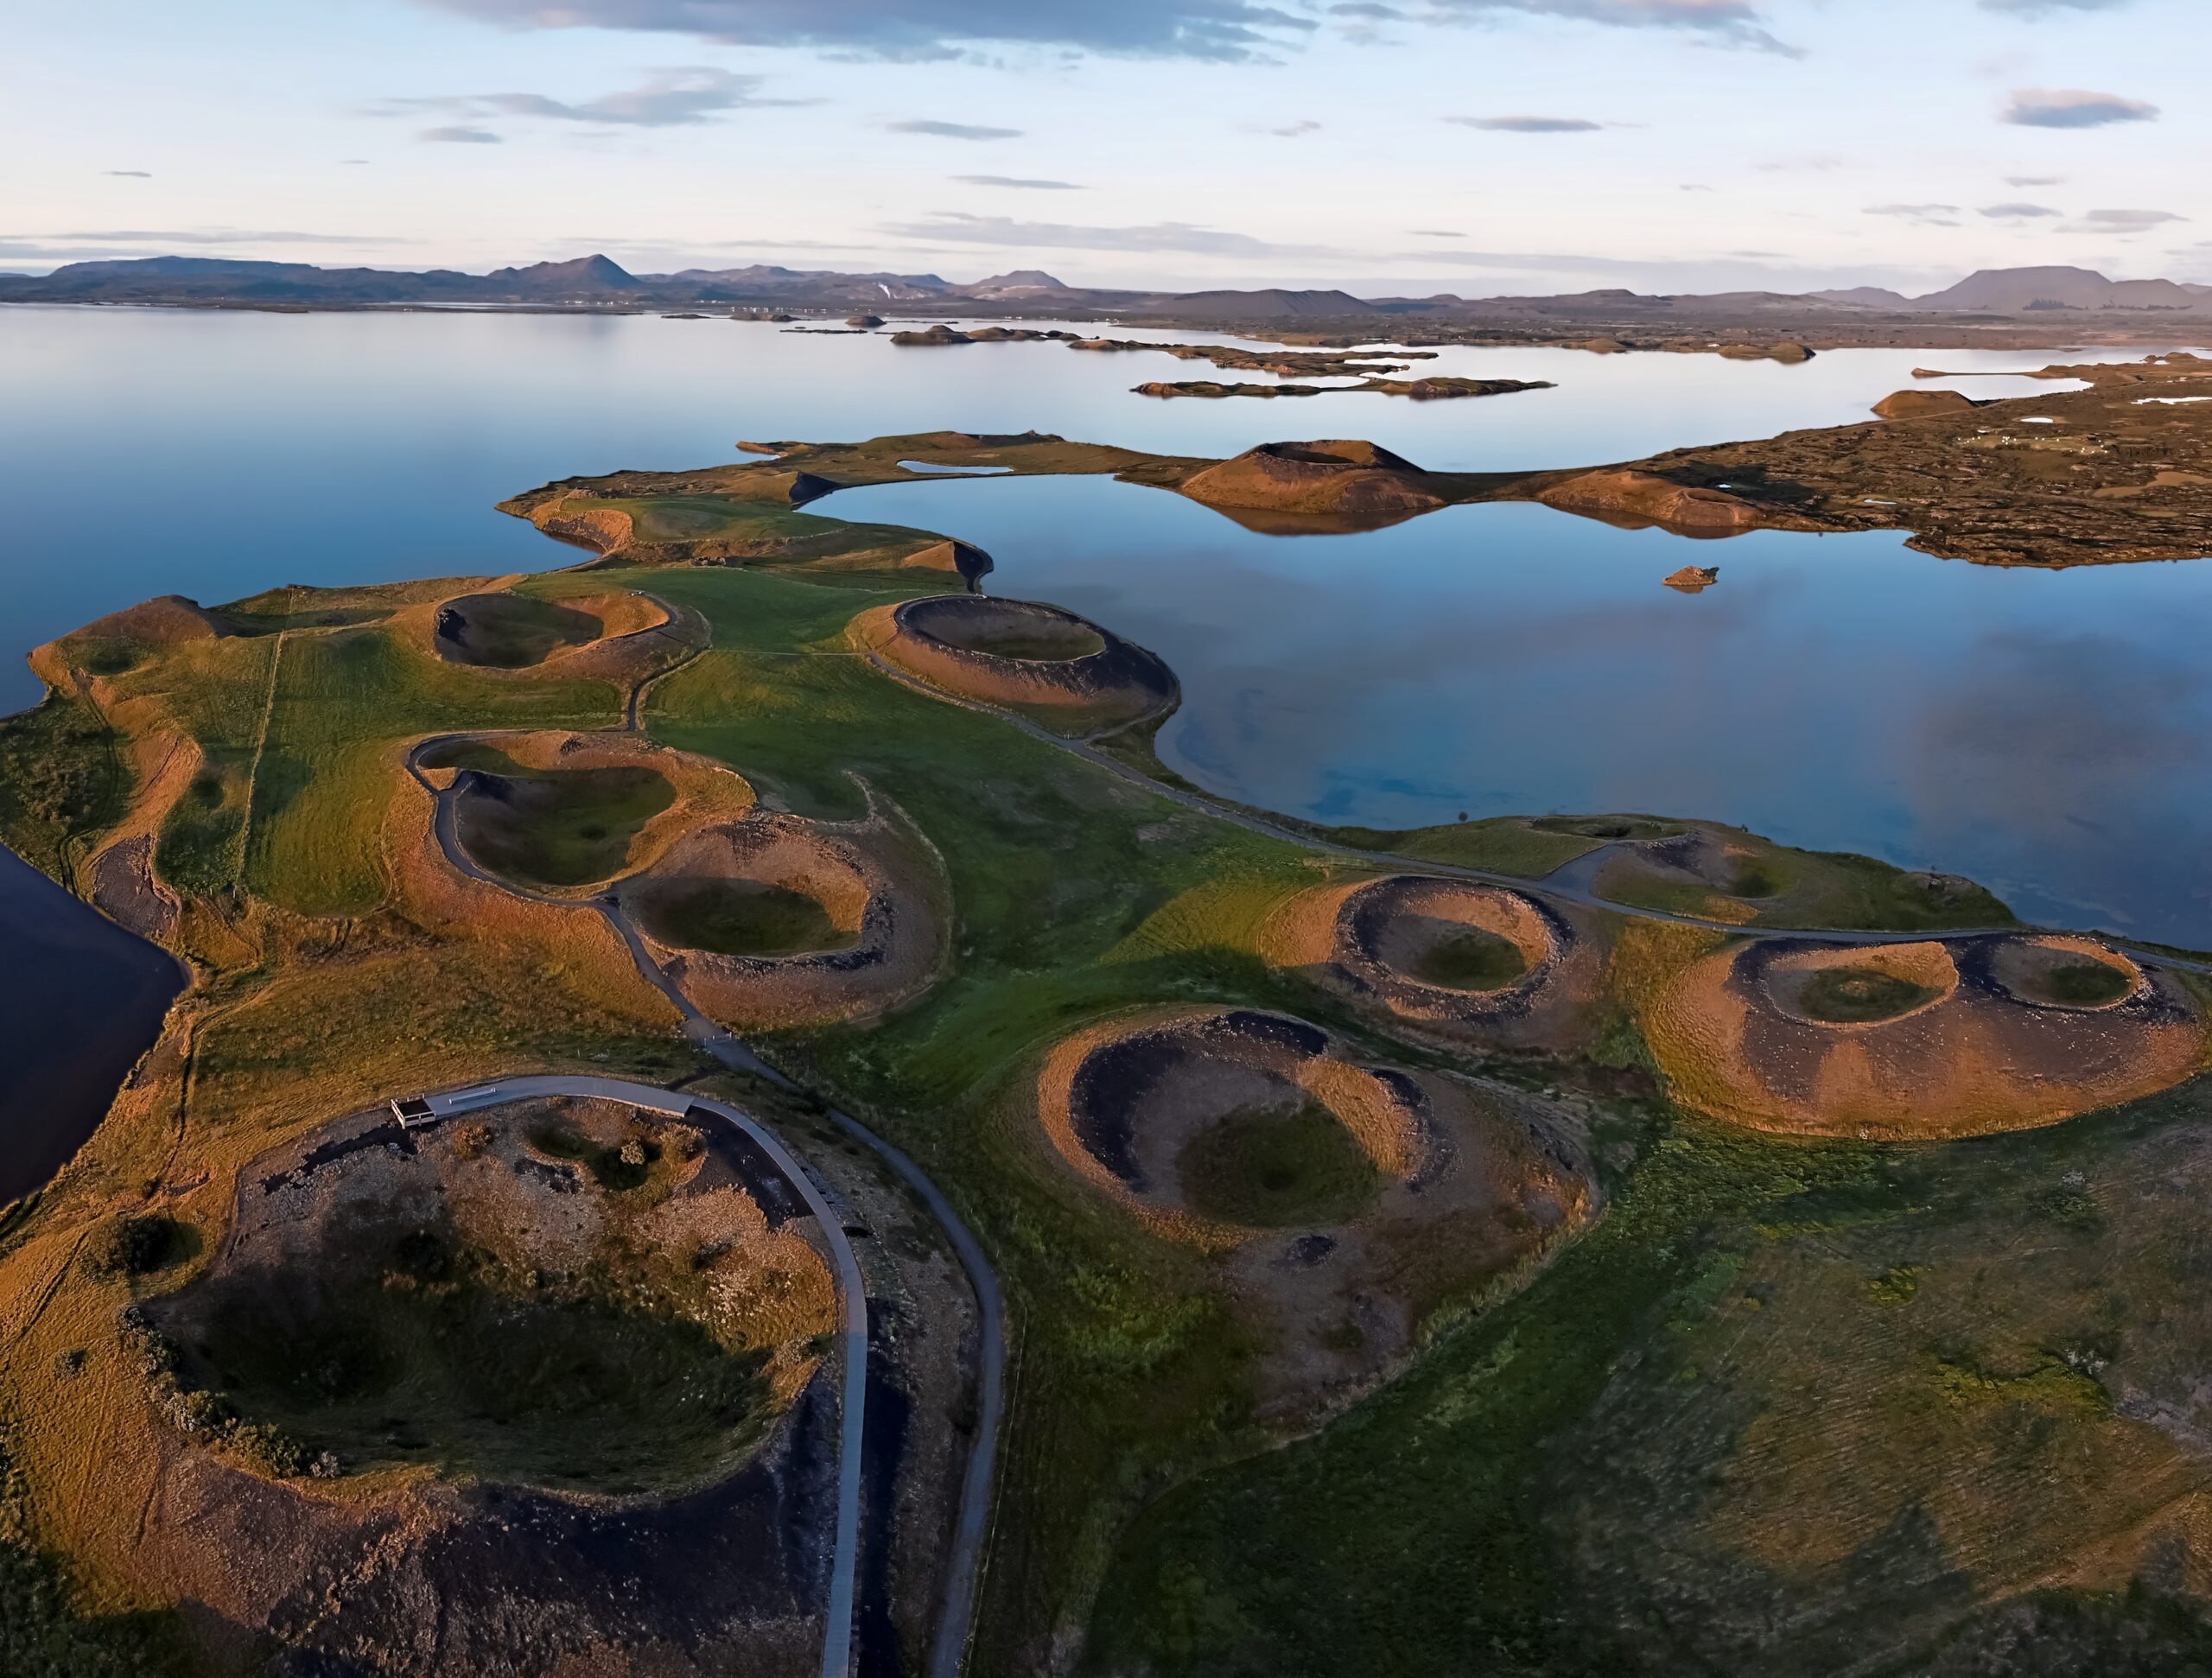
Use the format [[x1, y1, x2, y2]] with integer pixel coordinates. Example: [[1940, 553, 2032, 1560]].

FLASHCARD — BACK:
[[451, 1122, 494, 1161], [86, 1217, 187, 1280]]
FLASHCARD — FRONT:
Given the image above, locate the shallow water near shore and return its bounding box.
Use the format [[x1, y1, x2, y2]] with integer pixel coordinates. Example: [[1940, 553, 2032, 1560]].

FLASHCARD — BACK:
[[1, 304, 2209, 1195]]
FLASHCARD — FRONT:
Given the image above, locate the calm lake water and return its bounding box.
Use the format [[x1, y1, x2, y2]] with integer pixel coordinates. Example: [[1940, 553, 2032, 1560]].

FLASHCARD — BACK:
[[0, 846, 181, 1203], [1, 305, 2208, 1193]]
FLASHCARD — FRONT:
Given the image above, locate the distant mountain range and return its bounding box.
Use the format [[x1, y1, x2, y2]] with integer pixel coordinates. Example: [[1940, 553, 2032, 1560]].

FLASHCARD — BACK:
[[1, 255, 2206, 321]]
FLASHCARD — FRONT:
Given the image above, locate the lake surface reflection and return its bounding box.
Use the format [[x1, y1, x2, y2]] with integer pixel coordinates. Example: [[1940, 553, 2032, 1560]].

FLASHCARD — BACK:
[[838, 475, 2212, 945]]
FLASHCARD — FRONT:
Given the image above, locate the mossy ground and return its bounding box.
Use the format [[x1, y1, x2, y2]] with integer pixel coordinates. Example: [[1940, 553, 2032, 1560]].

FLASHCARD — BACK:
[[1174, 1102, 1380, 1229], [1796, 966, 1936, 1023], [1407, 926, 1529, 991], [637, 879, 853, 957], [438, 594, 600, 668], [448, 753, 676, 889], [953, 626, 1106, 662], [2032, 961, 2134, 1007]]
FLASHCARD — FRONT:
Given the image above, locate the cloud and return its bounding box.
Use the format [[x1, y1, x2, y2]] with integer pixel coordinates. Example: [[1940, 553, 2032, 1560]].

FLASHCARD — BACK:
[[1409, 229, 1465, 237], [418, 0, 1316, 62], [1255, 118, 1322, 136], [2002, 87, 2159, 127], [1980, 0, 2133, 13], [1980, 201, 2061, 218], [880, 211, 1338, 259], [954, 174, 1085, 189], [2005, 174, 2063, 186], [1329, 1, 1402, 14], [2067, 207, 2186, 233], [104, 169, 152, 178], [378, 67, 798, 132], [887, 118, 1022, 140], [420, 124, 504, 143], [1445, 114, 1603, 132], [1423, 0, 1798, 55], [0, 228, 410, 264], [1866, 202, 1962, 227]]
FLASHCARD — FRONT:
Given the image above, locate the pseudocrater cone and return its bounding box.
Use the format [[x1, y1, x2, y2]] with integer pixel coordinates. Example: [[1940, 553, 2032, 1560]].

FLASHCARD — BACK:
[[1036, 1007, 1428, 1248], [617, 799, 946, 1030], [435, 593, 601, 667], [149, 1096, 837, 1499], [853, 594, 1176, 730], [1759, 942, 1959, 1027], [427, 588, 677, 675], [419, 731, 753, 897], [1266, 875, 1599, 1051], [1645, 933, 2208, 1139], [1988, 934, 2145, 1010], [1179, 440, 1446, 521]]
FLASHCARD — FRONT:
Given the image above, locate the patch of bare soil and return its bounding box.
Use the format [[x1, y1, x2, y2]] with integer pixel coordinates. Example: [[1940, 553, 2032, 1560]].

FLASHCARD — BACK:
[[1643, 934, 2209, 1138], [88, 832, 180, 943], [1033, 1006, 1592, 1417], [1265, 875, 1605, 1053], [115, 1097, 842, 1677], [852, 594, 1177, 729], [619, 797, 948, 1030]]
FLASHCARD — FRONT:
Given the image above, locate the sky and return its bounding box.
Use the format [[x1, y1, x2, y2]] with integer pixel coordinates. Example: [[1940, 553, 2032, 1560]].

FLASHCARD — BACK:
[[4, 0, 2203, 295]]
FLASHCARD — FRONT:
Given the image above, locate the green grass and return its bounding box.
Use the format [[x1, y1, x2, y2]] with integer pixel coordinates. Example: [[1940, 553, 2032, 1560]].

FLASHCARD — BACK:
[[0, 692, 129, 880], [634, 879, 854, 957], [239, 627, 613, 912], [155, 765, 245, 896], [449, 753, 675, 888], [2034, 961, 2133, 1007], [1087, 1077, 2212, 1676], [1407, 927, 1529, 991], [1796, 967, 1936, 1023], [1175, 1102, 1380, 1229], [172, 1215, 771, 1496]]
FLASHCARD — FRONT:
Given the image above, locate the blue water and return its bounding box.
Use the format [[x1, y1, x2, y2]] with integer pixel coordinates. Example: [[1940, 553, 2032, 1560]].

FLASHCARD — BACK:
[[0, 302, 2207, 1188], [832, 474, 2212, 943], [0, 846, 181, 1203]]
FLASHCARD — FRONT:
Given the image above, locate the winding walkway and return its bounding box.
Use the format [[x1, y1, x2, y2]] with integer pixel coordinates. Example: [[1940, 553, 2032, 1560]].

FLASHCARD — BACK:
[[402, 736, 1007, 1678]]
